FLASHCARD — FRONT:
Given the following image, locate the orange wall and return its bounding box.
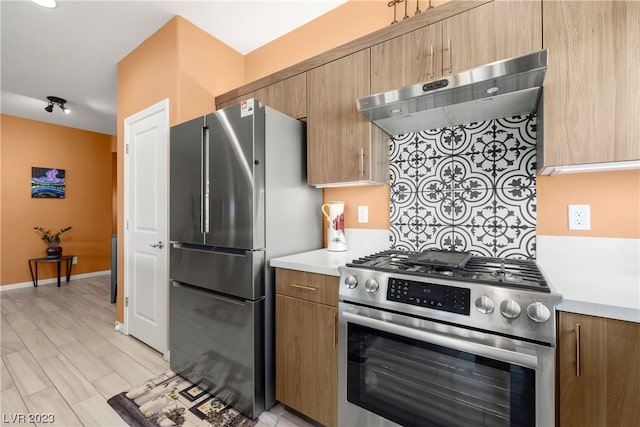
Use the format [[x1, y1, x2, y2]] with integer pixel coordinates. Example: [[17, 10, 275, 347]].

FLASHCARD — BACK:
[[537, 170, 640, 238], [116, 16, 244, 322], [245, 0, 446, 82], [1, 115, 113, 285]]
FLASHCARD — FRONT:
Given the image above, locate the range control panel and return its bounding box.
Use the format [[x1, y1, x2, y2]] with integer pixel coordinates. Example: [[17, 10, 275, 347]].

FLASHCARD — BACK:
[[387, 277, 470, 315]]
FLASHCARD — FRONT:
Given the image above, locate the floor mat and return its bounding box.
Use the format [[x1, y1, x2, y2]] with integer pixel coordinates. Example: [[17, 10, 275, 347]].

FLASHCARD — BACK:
[[107, 370, 279, 427]]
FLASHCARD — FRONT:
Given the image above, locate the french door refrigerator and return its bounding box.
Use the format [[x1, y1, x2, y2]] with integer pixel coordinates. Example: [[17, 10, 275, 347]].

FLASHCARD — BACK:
[[169, 99, 321, 418]]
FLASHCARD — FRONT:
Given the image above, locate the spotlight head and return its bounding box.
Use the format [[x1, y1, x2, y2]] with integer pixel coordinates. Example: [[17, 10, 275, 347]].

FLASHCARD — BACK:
[[45, 96, 69, 114]]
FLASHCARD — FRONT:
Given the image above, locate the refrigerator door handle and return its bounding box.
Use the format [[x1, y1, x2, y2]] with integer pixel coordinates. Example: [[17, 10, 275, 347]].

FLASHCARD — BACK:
[[170, 242, 248, 256], [171, 281, 248, 307], [201, 126, 210, 234]]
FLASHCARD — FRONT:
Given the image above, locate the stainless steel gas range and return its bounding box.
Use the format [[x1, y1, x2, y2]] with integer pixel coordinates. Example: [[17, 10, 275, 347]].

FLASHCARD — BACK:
[[337, 249, 562, 427]]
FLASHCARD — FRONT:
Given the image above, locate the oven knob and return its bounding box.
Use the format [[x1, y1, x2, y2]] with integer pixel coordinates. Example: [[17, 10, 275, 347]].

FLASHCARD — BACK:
[[474, 295, 495, 314], [364, 278, 379, 293], [527, 302, 551, 323], [500, 299, 521, 319], [344, 275, 358, 289]]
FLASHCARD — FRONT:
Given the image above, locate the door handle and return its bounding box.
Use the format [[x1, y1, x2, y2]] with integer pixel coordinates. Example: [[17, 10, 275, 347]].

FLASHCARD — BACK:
[[150, 241, 164, 249]]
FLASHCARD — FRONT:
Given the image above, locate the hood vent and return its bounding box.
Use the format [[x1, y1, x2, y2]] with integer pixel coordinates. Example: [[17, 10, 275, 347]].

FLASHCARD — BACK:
[[358, 50, 547, 136]]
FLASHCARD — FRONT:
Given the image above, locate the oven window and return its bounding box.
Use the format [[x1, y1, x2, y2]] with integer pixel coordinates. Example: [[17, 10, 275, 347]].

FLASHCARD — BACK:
[[347, 323, 535, 427]]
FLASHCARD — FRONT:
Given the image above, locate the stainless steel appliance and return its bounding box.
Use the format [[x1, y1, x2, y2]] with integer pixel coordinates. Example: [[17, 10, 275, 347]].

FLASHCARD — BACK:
[[338, 249, 562, 427], [358, 49, 547, 136], [169, 99, 321, 419]]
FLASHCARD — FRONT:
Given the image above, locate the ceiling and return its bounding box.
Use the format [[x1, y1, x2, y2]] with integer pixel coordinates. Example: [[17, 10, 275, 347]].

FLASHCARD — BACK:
[[0, 0, 347, 135]]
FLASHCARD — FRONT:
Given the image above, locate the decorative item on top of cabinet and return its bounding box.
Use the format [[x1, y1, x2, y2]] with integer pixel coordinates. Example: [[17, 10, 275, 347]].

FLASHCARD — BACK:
[[275, 268, 339, 427], [540, 1, 640, 173], [442, 0, 541, 75], [558, 311, 640, 426], [371, 22, 443, 94], [307, 49, 389, 187]]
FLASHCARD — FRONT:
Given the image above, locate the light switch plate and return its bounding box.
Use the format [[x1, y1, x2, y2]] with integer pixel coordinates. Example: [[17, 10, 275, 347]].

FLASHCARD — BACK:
[[358, 206, 368, 223], [568, 204, 591, 231]]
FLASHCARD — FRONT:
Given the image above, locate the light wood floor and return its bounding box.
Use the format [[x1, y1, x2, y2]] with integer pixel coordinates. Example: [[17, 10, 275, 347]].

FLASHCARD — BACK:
[[0, 275, 314, 427]]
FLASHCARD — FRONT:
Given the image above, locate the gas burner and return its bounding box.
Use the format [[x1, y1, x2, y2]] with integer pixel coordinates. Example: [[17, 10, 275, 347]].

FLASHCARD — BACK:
[[346, 249, 549, 291]]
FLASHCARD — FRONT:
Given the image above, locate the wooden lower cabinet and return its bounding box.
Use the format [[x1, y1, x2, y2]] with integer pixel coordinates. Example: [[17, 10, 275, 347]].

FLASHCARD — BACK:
[[558, 312, 640, 426], [275, 269, 338, 427]]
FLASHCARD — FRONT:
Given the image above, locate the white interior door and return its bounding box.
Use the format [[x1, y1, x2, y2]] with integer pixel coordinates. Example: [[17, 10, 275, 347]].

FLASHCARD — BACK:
[[124, 99, 169, 355]]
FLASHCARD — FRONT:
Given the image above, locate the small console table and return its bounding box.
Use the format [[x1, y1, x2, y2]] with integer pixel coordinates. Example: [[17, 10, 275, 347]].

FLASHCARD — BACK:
[[28, 255, 74, 287]]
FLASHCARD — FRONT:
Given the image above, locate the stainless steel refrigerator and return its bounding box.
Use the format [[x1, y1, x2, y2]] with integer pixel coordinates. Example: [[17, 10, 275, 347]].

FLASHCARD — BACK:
[[169, 99, 321, 418]]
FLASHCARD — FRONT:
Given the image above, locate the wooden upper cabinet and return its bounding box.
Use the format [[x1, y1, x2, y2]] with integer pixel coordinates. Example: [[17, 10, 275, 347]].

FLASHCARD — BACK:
[[307, 49, 388, 187], [541, 1, 640, 170], [442, 1, 542, 74], [264, 73, 306, 119], [371, 22, 443, 94], [558, 312, 640, 426], [216, 74, 306, 119]]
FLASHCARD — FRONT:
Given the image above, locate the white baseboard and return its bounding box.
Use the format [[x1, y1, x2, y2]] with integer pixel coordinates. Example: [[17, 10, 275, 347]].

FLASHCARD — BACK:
[[114, 321, 127, 334], [0, 270, 110, 292]]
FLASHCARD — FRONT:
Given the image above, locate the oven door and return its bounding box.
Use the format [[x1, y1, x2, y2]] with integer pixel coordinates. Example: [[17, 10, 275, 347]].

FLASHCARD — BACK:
[[338, 302, 555, 427]]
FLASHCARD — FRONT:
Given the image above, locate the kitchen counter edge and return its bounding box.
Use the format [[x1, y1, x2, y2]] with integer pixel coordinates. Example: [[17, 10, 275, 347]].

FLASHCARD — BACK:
[[557, 300, 640, 324], [270, 248, 362, 277]]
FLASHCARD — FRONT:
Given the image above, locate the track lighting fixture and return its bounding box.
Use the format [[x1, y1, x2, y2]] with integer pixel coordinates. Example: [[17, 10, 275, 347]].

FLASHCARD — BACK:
[[44, 96, 70, 114]]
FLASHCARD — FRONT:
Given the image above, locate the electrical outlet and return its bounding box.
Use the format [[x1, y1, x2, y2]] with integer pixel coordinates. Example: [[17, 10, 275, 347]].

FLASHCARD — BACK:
[[568, 204, 591, 231], [72, 256, 78, 264], [358, 206, 369, 223]]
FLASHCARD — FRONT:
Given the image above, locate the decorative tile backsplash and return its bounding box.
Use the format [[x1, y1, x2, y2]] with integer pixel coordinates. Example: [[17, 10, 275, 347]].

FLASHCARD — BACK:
[[389, 114, 537, 259]]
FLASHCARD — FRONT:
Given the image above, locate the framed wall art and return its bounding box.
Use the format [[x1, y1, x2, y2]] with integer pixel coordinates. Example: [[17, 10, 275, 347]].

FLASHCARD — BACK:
[[31, 167, 65, 198]]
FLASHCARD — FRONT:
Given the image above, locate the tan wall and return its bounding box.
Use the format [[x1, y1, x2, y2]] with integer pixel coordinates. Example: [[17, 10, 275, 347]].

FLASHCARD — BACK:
[[0, 114, 112, 285], [115, 16, 244, 322], [537, 171, 640, 238]]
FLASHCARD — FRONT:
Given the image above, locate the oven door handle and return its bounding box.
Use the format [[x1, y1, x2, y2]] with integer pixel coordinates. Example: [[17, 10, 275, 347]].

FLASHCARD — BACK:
[[342, 310, 538, 369]]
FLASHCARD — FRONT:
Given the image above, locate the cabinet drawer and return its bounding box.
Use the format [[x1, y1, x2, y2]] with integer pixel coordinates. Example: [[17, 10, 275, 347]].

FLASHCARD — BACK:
[[275, 268, 339, 307]]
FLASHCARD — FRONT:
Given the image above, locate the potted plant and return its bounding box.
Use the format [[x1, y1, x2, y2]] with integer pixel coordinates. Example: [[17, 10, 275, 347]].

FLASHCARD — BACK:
[[34, 226, 72, 257]]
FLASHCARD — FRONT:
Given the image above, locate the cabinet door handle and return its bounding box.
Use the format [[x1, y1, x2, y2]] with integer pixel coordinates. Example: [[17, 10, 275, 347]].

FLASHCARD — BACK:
[[575, 323, 581, 377], [360, 148, 365, 177], [290, 283, 317, 292], [334, 312, 338, 348], [429, 44, 434, 78], [447, 38, 452, 74]]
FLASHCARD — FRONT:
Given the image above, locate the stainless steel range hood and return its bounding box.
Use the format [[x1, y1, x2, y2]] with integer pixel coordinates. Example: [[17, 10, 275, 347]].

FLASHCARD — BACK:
[[358, 50, 547, 136]]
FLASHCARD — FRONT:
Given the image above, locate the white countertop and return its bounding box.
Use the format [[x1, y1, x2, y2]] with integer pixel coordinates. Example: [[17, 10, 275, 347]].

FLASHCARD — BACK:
[[270, 248, 369, 277], [557, 300, 640, 323], [271, 246, 640, 324]]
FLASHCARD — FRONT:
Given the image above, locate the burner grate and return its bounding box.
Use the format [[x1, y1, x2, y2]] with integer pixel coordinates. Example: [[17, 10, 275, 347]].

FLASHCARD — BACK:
[[347, 250, 549, 291]]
